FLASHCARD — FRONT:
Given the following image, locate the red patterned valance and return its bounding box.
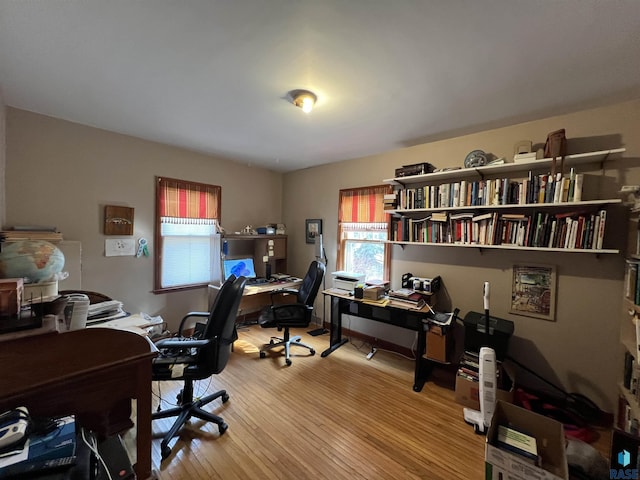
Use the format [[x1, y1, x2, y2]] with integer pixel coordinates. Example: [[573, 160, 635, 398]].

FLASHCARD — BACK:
[[157, 177, 221, 219], [338, 185, 391, 223]]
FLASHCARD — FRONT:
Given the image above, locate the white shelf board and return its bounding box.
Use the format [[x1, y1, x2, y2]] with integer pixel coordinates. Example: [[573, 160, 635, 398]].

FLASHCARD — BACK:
[[388, 198, 622, 215], [388, 241, 619, 254], [384, 148, 626, 186]]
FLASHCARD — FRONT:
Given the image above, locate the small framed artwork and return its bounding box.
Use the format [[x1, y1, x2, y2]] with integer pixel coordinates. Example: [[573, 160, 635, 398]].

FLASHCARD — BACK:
[[305, 219, 322, 244], [510, 264, 557, 321], [104, 205, 134, 235]]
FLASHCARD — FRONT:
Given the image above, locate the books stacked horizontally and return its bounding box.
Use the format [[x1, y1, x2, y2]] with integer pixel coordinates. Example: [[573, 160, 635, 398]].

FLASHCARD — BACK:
[[457, 351, 481, 384], [457, 350, 505, 383], [495, 424, 540, 466], [383, 193, 397, 210], [387, 288, 428, 310], [0, 226, 63, 244]]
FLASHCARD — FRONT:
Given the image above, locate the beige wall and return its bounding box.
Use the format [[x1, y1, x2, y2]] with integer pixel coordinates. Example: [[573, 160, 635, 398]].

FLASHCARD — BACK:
[[283, 98, 640, 412], [0, 88, 5, 228], [5, 99, 640, 413], [5, 108, 283, 329]]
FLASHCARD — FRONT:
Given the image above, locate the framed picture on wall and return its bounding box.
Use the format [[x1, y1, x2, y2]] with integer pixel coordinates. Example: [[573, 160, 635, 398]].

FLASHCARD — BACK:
[[510, 264, 557, 321], [104, 205, 134, 235], [305, 219, 322, 244]]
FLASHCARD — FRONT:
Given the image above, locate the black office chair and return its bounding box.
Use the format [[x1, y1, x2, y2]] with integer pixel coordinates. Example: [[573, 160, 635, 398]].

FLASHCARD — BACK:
[[258, 261, 326, 365], [151, 275, 246, 460]]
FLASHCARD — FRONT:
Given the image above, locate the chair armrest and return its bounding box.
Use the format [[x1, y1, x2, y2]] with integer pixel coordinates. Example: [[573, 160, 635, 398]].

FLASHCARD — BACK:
[[177, 311, 209, 336], [270, 288, 298, 297], [269, 288, 299, 305], [155, 337, 211, 350]]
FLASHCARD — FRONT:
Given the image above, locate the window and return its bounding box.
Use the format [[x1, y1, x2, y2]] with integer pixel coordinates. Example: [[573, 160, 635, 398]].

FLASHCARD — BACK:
[[337, 185, 391, 282], [154, 177, 222, 292]]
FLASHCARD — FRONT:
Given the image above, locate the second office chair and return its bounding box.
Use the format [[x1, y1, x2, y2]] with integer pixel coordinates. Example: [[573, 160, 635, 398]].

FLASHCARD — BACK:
[[258, 260, 325, 365]]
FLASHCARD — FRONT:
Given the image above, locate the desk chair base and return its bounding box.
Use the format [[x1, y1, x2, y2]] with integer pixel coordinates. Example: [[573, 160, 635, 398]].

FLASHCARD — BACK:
[[152, 380, 229, 460], [259, 332, 315, 366]]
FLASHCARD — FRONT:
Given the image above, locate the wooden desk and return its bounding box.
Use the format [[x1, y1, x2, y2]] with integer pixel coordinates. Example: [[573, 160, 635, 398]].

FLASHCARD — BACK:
[[321, 289, 440, 392], [209, 278, 303, 316], [0, 328, 157, 479]]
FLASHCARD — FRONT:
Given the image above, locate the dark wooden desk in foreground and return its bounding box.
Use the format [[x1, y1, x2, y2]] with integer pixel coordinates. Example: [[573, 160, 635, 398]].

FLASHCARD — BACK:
[[321, 289, 442, 392], [0, 328, 157, 479]]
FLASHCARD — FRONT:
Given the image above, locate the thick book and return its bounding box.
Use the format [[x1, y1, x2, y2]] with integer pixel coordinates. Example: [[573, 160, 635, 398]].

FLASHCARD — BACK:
[[388, 290, 425, 304], [496, 424, 539, 465]]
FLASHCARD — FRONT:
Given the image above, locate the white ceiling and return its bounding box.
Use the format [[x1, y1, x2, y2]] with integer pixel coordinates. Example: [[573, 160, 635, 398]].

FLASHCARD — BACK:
[[0, 1, 639, 173]]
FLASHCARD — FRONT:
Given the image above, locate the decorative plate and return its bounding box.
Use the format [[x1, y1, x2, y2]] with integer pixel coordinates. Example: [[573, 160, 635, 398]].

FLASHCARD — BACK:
[[464, 150, 488, 168]]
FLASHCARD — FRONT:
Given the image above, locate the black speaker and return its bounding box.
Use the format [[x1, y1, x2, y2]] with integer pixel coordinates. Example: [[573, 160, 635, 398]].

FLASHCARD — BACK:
[[265, 262, 272, 279]]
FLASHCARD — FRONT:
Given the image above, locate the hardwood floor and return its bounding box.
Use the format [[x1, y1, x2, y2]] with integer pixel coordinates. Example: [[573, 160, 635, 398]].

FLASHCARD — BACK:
[[142, 324, 611, 479]]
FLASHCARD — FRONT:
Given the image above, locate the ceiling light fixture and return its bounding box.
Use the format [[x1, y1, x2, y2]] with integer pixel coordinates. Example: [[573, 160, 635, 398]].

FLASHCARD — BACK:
[[289, 89, 317, 113]]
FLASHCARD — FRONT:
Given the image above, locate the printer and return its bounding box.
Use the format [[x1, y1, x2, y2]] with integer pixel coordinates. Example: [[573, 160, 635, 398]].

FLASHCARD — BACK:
[[331, 271, 366, 292]]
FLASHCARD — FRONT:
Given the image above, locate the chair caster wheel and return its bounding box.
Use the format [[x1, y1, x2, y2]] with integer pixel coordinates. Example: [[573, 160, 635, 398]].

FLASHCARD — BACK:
[[222, 392, 229, 403], [310, 349, 316, 355], [161, 445, 171, 460], [260, 351, 266, 358], [219, 422, 228, 435], [285, 359, 292, 366]]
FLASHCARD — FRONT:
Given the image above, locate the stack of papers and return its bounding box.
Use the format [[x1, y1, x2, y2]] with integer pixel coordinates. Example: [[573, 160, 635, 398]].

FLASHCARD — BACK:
[[86, 300, 126, 324]]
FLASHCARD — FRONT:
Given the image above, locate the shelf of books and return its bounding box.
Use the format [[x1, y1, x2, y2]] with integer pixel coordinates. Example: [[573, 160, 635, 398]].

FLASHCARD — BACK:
[[619, 207, 640, 433], [388, 171, 604, 211], [383, 148, 626, 254], [388, 203, 618, 253], [619, 352, 640, 434]]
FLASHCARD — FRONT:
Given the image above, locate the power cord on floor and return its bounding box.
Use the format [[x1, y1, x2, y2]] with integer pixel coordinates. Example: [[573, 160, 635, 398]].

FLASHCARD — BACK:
[[80, 427, 113, 480], [153, 377, 216, 412], [345, 315, 418, 361]]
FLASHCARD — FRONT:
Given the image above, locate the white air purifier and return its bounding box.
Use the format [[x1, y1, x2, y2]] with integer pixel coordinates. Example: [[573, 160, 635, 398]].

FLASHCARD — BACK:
[[63, 293, 90, 330], [463, 347, 497, 434]]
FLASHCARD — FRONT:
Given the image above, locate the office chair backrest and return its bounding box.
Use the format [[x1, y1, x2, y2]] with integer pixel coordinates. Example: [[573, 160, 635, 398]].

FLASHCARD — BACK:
[[297, 260, 326, 307], [197, 275, 246, 374]]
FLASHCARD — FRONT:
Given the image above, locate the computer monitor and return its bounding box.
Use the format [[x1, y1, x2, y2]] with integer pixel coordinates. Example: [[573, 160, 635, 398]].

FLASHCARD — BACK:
[[223, 257, 257, 280]]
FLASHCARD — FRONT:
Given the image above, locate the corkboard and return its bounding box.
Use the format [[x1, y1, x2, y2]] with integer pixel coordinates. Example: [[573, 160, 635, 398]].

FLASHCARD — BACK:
[[104, 206, 134, 235]]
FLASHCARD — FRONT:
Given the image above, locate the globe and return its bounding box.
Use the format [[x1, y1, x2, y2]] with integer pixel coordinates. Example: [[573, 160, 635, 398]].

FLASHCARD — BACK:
[[0, 240, 65, 283]]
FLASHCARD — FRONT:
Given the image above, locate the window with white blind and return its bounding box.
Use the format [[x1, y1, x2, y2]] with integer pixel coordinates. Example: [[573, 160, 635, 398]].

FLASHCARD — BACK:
[[337, 186, 391, 283], [155, 177, 222, 292]]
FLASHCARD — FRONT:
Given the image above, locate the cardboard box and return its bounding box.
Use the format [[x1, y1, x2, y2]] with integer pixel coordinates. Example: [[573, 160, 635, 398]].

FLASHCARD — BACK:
[[455, 362, 515, 410], [485, 401, 568, 480], [363, 285, 384, 300], [425, 325, 452, 362], [0, 278, 24, 316]]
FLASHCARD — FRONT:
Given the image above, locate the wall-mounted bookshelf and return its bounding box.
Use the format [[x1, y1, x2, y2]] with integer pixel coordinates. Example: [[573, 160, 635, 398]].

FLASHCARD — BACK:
[[383, 148, 626, 254]]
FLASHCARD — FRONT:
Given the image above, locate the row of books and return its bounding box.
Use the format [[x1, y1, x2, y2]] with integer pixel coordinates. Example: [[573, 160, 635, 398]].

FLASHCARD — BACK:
[[391, 209, 607, 249], [624, 261, 640, 306], [618, 390, 640, 436], [390, 169, 590, 210]]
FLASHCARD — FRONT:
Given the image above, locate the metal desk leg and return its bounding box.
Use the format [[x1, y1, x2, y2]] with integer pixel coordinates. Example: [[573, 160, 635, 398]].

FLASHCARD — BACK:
[[321, 295, 348, 357], [413, 324, 432, 392]]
